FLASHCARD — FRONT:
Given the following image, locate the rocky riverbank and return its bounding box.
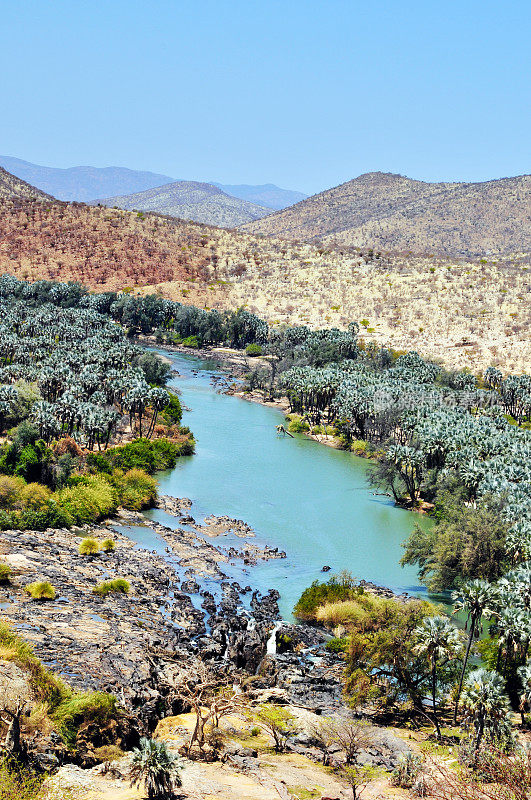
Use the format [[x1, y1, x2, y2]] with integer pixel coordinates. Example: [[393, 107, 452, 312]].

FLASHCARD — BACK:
[[0, 497, 337, 736]]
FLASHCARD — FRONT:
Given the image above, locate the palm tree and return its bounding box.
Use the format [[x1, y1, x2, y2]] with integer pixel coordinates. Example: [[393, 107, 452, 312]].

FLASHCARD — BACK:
[[414, 616, 463, 739], [460, 668, 511, 763], [517, 664, 531, 726], [130, 737, 183, 800], [452, 579, 496, 722]]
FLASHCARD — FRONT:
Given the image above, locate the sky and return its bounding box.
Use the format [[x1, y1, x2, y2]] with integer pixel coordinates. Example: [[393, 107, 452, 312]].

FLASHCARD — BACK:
[[1, 0, 529, 195]]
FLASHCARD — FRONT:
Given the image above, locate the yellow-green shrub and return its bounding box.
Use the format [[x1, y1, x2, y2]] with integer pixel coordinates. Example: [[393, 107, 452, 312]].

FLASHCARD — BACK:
[[18, 482, 52, 510], [0, 475, 25, 509], [0, 561, 11, 582], [101, 538, 116, 552], [93, 578, 130, 597], [112, 468, 157, 510], [57, 476, 116, 524], [24, 581, 56, 601], [79, 537, 100, 555]]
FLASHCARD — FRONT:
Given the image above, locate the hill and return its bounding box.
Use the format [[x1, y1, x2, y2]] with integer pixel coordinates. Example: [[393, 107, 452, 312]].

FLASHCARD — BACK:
[[95, 180, 272, 227], [0, 166, 53, 201], [0, 155, 175, 202], [0, 178, 528, 374], [212, 182, 307, 210], [0, 155, 305, 210], [242, 171, 531, 258]]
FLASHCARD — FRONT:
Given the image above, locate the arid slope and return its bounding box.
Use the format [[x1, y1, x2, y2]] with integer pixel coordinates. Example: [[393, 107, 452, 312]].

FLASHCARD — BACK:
[[243, 171, 531, 258], [0, 166, 54, 202], [96, 180, 272, 227], [0, 180, 528, 373]]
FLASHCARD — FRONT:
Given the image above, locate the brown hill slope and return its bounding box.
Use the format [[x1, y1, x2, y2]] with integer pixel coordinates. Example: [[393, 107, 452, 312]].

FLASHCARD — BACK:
[[0, 198, 217, 289], [0, 166, 54, 202], [95, 180, 271, 227], [0, 192, 528, 374], [242, 172, 531, 257]]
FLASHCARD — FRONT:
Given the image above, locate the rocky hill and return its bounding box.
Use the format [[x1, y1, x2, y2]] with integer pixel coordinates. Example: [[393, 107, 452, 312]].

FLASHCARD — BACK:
[[95, 180, 272, 227], [0, 167, 528, 374], [0, 155, 305, 210], [242, 171, 531, 258], [0, 166, 53, 202]]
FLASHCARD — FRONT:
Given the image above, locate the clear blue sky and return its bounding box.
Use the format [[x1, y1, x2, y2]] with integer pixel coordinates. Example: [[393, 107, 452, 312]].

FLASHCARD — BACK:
[[1, 0, 529, 194]]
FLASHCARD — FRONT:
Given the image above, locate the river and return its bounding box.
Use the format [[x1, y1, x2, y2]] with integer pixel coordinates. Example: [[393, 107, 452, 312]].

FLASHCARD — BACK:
[[145, 349, 427, 619]]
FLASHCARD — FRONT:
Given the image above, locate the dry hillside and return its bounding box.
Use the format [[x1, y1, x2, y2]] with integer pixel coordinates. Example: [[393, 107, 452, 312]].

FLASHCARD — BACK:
[[0, 198, 218, 289], [0, 188, 528, 374], [0, 166, 53, 202], [95, 180, 272, 227], [242, 171, 531, 258]]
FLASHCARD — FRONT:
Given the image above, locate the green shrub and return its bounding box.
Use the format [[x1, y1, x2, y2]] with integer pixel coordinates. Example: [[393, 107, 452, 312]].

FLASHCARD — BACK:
[[53, 691, 117, 748], [294, 573, 361, 621], [287, 416, 310, 433], [181, 335, 199, 348], [161, 391, 182, 425], [93, 578, 130, 597], [245, 343, 263, 356], [101, 538, 116, 552], [24, 581, 56, 601], [112, 468, 157, 510], [78, 537, 101, 555], [0, 561, 12, 582], [58, 476, 116, 524], [325, 636, 349, 653], [89, 438, 180, 474]]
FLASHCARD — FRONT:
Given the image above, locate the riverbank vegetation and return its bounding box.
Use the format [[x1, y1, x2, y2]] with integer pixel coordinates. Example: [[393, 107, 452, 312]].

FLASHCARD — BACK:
[[0, 275, 528, 797], [0, 277, 195, 531]]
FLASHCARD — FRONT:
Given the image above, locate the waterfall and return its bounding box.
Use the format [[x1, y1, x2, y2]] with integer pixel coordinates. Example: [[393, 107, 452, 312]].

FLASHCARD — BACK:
[[266, 621, 282, 656]]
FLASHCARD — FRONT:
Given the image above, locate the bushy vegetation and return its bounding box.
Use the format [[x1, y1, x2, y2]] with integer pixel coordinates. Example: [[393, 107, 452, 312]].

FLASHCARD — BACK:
[[294, 572, 364, 620], [24, 581, 56, 600], [78, 537, 101, 555], [93, 578, 130, 597], [87, 436, 191, 474], [0, 561, 11, 582], [52, 691, 118, 748]]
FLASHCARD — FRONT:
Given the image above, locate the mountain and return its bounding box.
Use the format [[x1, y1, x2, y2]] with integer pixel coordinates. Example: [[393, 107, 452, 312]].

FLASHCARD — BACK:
[[212, 182, 307, 210], [0, 156, 305, 211], [0, 166, 53, 201], [242, 172, 531, 257], [0, 180, 528, 374], [0, 156, 175, 202], [94, 181, 272, 227]]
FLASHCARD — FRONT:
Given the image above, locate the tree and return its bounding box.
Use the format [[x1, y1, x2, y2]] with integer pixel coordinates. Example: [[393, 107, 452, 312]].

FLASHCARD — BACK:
[[517, 664, 531, 726], [172, 662, 246, 757], [254, 704, 297, 753], [413, 616, 463, 739], [336, 763, 379, 800], [130, 737, 183, 800], [401, 493, 510, 592], [452, 580, 497, 722], [460, 669, 511, 764]]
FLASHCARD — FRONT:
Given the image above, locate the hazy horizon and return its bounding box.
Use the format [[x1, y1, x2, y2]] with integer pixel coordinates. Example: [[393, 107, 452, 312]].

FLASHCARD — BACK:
[[2, 0, 529, 195]]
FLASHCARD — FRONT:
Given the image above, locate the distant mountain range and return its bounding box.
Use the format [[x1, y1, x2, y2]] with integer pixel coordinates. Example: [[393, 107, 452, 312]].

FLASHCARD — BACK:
[[0, 155, 305, 210], [211, 183, 307, 210], [94, 181, 272, 228], [0, 166, 53, 202], [243, 171, 531, 257]]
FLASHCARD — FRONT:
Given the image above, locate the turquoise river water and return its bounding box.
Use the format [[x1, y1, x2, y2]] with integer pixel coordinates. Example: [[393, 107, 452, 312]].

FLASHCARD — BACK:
[[145, 349, 428, 619]]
